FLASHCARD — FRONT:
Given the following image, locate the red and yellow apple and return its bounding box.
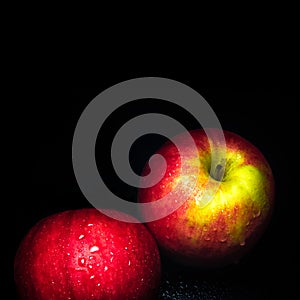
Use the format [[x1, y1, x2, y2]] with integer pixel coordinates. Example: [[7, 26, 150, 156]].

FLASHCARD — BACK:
[[138, 129, 274, 268], [14, 208, 161, 300]]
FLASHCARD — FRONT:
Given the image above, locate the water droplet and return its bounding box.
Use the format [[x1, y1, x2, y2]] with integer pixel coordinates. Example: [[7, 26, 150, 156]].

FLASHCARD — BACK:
[[240, 241, 246, 246], [67, 252, 70, 256], [88, 223, 93, 227], [90, 275, 95, 279], [141, 278, 144, 282], [253, 209, 261, 218], [90, 246, 99, 253], [219, 237, 227, 243], [204, 236, 211, 241], [78, 234, 85, 240], [97, 283, 101, 287], [124, 246, 128, 250], [246, 220, 250, 226], [110, 257, 114, 262], [213, 227, 217, 232], [128, 260, 131, 266], [78, 258, 85, 266], [88, 265, 93, 269], [89, 256, 95, 260], [104, 266, 108, 271]]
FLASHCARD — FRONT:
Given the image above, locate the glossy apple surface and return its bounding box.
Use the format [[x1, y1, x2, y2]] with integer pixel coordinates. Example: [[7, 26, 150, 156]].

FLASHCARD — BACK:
[[138, 129, 275, 268], [14, 208, 161, 299]]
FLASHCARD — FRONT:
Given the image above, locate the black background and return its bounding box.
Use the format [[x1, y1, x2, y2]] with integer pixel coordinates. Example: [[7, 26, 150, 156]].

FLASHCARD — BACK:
[[14, 83, 298, 299]]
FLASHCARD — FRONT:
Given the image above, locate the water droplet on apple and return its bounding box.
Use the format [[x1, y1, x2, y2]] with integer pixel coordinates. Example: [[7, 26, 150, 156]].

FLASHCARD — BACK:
[[89, 255, 95, 260], [78, 234, 85, 240], [253, 209, 261, 218], [87, 223, 93, 227], [219, 237, 227, 243], [240, 241, 246, 246], [88, 264, 93, 269], [90, 246, 99, 253], [78, 258, 85, 266], [90, 275, 95, 279], [97, 283, 101, 287], [128, 260, 131, 266], [204, 236, 211, 241], [124, 246, 128, 250]]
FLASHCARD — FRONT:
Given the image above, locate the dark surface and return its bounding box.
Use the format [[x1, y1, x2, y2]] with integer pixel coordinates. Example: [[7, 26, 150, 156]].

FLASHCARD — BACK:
[[14, 85, 298, 299]]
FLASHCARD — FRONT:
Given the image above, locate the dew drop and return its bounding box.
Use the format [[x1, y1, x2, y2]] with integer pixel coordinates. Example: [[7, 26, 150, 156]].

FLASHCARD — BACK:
[[97, 283, 101, 287], [89, 256, 95, 260], [90, 246, 99, 253], [78, 234, 85, 240], [253, 209, 261, 218], [90, 275, 95, 279], [124, 246, 128, 250], [78, 258, 85, 266], [88, 265, 93, 269], [104, 266, 108, 271], [88, 223, 93, 227], [128, 260, 131, 266], [240, 241, 246, 246]]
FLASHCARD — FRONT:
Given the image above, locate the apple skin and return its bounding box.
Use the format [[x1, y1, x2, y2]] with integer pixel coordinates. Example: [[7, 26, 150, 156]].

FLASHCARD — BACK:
[[14, 208, 161, 300], [138, 129, 275, 268]]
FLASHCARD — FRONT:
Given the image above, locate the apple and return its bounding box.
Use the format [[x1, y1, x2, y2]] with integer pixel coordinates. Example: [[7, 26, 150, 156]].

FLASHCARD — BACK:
[[14, 208, 161, 300], [138, 129, 274, 268]]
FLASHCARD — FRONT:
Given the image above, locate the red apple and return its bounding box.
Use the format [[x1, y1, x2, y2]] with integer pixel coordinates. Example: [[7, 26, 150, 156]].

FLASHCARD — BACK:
[[14, 208, 161, 300], [138, 129, 274, 268]]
